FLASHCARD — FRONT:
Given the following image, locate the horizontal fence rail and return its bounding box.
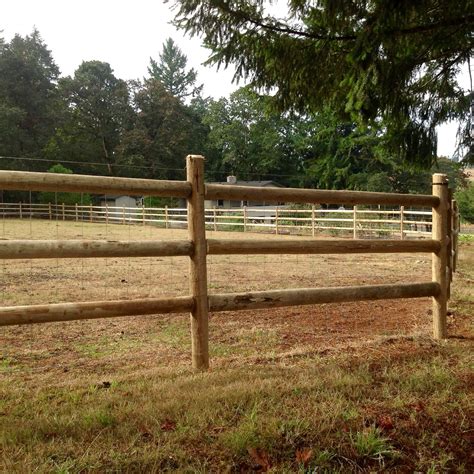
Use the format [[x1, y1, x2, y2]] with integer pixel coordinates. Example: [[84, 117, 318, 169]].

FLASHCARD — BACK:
[[0, 170, 191, 198], [0, 296, 195, 326], [0, 239, 193, 259], [205, 183, 439, 207], [208, 283, 441, 312], [0, 238, 440, 260], [206, 238, 441, 255], [0, 163, 458, 369], [0, 283, 439, 327]]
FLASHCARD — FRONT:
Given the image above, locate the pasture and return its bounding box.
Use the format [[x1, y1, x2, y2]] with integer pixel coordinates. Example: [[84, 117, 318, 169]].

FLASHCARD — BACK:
[[0, 219, 472, 472]]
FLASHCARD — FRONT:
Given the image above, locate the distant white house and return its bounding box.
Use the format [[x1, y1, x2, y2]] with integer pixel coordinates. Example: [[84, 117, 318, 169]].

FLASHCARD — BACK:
[[99, 195, 143, 208], [98, 195, 144, 220], [204, 175, 285, 209]]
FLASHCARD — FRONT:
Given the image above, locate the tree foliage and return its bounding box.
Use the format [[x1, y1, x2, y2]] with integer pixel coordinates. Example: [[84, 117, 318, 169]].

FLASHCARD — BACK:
[[45, 61, 133, 175], [0, 29, 60, 161], [171, 0, 474, 165], [148, 37, 203, 101], [455, 184, 474, 223], [0, 28, 467, 202]]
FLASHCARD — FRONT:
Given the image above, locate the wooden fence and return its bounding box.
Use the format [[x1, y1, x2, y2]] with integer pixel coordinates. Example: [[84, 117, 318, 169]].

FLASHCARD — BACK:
[[0, 202, 433, 239], [0, 157, 459, 370]]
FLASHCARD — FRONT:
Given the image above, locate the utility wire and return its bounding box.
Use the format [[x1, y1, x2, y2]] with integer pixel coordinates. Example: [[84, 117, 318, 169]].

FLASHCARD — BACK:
[[0, 156, 186, 172], [0, 155, 313, 180]]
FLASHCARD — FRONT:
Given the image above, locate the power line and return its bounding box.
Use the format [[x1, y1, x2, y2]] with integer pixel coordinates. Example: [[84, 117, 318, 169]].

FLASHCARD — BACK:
[[0, 156, 186, 172], [0, 155, 313, 180]]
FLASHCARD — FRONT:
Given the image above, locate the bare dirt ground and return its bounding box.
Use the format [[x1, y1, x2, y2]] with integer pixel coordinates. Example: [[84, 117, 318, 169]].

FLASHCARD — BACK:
[[1, 219, 433, 383]]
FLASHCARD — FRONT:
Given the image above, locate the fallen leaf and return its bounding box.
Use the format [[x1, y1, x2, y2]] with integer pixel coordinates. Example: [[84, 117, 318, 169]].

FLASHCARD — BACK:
[[296, 447, 313, 467], [139, 425, 153, 441], [377, 415, 394, 431], [248, 447, 272, 472], [411, 401, 425, 412], [160, 418, 176, 432]]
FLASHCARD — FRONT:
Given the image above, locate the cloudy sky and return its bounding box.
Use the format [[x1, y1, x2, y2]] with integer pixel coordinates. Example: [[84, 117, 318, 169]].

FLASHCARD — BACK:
[[2, 0, 469, 157]]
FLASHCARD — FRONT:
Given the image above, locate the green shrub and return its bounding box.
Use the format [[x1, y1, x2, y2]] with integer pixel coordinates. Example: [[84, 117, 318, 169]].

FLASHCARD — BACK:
[[455, 184, 474, 223], [38, 164, 92, 205]]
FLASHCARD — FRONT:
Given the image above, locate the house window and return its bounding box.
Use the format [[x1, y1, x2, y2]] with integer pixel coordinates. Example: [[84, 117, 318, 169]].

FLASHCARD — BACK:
[[217, 199, 224, 207]]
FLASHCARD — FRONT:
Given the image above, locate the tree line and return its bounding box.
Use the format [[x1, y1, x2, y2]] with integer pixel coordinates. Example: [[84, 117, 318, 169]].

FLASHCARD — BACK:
[[0, 29, 469, 201]]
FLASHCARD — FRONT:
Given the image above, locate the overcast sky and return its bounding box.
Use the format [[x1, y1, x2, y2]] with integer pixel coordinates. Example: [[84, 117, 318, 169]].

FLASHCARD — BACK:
[[2, 0, 470, 158]]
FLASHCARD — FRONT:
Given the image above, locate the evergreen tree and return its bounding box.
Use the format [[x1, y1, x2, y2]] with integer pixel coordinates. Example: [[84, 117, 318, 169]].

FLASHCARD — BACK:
[[148, 37, 203, 100], [0, 29, 60, 164], [171, 0, 473, 166]]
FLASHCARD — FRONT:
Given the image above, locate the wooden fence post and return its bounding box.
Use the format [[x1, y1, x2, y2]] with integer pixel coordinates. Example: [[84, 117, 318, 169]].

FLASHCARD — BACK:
[[452, 200, 459, 272], [89, 204, 93, 222], [353, 205, 357, 239], [19, 202, 23, 219], [48, 202, 52, 220], [142, 205, 145, 225], [75, 203, 79, 222], [186, 155, 209, 370], [432, 173, 448, 339], [446, 189, 453, 299], [243, 206, 248, 232], [400, 206, 405, 240], [165, 206, 169, 229], [62, 203, 65, 221], [311, 205, 315, 237], [213, 206, 217, 232], [275, 207, 279, 235]]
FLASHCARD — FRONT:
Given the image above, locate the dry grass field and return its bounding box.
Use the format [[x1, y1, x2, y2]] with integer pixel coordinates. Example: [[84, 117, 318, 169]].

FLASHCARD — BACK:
[[0, 219, 472, 472]]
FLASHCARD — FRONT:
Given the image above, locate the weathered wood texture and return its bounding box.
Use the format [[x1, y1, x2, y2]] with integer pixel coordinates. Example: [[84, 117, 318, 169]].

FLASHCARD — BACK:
[[447, 189, 453, 299], [432, 174, 448, 339], [207, 239, 440, 255], [208, 283, 440, 312], [452, 200, 459, 272], [0, 240, 193, 259], [206, 183, 439, 207], [187, 155, 209, 370], [0, 296, 194, 326], [0, 170, 191, 198]]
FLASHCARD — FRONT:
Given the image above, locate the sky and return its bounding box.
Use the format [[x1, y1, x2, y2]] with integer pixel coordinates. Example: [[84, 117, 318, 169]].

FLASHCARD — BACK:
[[2, 0, 470, 158]]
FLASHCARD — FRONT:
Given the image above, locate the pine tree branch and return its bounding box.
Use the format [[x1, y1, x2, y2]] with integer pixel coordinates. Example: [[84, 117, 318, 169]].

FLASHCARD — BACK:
[[229, 8, 473, 42]]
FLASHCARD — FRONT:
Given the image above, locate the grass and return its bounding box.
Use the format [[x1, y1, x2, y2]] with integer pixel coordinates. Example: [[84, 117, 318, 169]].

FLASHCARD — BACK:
[[351, 426, 398, 462], [1, 347, 471, 472], [0, 220, 472, 471]]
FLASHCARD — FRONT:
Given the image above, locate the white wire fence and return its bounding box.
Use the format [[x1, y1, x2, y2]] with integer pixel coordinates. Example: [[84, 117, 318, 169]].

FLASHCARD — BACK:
[[0, 202, 435, 239]]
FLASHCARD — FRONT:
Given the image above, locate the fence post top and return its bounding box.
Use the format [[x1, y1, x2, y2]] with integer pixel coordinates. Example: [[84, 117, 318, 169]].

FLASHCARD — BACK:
[[432, 173, 448, 185], [186, 154, 205, 161]]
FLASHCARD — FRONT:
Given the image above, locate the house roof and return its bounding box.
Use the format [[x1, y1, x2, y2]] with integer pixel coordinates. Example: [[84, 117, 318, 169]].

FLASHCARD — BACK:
[[213, 180, 284, 187]]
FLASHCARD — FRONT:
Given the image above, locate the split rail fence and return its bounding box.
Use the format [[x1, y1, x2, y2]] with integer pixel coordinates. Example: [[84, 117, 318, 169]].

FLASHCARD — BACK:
[[0, 202, 433, 239], [0, 156, 460, 369]]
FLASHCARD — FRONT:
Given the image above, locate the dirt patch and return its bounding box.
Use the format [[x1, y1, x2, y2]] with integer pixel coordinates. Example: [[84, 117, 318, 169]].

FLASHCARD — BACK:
[[0, 218, 441, 385]]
